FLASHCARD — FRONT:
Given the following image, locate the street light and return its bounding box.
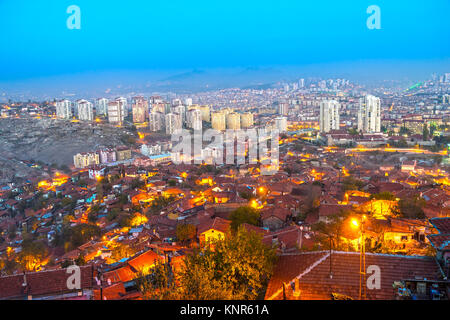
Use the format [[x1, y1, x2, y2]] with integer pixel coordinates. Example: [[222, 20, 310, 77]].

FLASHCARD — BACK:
[[350, 215, 367, 300]]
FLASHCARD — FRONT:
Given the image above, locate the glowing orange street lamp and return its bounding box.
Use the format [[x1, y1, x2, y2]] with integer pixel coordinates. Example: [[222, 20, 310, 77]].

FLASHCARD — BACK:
[[350, 215, 367, 300]]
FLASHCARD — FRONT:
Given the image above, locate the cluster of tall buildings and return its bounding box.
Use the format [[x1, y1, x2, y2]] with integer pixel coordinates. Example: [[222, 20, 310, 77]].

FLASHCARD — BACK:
[[210, 110, 254, 131], [55, 95, 259, 134], [319, 94, 381, 134]]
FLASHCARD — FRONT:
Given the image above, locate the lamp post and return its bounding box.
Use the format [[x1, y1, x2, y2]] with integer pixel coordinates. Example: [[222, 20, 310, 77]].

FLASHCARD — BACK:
[[351, 215, 367, 300]]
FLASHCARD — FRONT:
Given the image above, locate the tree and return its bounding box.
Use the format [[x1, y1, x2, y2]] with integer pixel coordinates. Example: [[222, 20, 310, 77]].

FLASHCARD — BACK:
[[395, 198, 426, 219], [68, 224, 101, 248], [229, 206, 260, 231], [110, 243, 136, 262], [182, 226, 276, 299], [87, 211, 98, 223], [311, 210, 352, 251], [131, 178, 145, 189], [176, 224, 197, 244], [370, 192, 396, 201], [18, 239, 49, 271], [423, 123, 429, 141], [139, 227, 276, 300]]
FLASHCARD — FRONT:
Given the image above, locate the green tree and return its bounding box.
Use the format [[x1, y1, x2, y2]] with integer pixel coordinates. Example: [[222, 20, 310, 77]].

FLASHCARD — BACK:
[[229, 206, 260, 231], [176, 224, 197, 244], [395, 198, 426, 219], [183, 227, 276, 299], [139, 227, 276, 300], [370, 191, 396, 201], [423, 123, 429, 140], [18, 239, 49, 271]]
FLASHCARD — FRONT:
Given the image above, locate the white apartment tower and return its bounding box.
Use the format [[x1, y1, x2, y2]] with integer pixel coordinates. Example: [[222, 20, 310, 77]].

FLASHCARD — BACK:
[[319, 100, 340, 133], [278, 102, 289, 116], [165, 113, 182, 135], [149, 112, 164, 132], [55, 99, 72, 119], [77, 100, 94, 121], [274, 117, 288, 133], [108, 101, 125, 126], [116, 97, 128, 117], [358, 95, 381, 133], [95, 98, 109, 116], [188, 109, 202, 131]]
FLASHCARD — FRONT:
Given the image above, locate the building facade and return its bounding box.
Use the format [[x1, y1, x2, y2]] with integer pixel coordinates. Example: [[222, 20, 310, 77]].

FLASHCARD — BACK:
[[319, 100, 340, 133], [358, 95, 381, 133]]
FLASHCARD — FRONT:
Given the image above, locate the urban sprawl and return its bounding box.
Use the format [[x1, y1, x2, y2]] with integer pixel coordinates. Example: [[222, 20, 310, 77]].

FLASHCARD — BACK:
[[0, 74, 450, 300]]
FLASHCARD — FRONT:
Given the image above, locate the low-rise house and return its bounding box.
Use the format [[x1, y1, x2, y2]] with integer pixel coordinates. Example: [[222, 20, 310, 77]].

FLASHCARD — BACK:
[[0, 265, 95, 300], [265, 251, 448, 300]]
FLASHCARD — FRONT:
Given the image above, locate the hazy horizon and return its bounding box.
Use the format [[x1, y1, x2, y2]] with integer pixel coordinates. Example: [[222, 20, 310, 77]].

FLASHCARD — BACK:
[[1, 0, 449, 100]]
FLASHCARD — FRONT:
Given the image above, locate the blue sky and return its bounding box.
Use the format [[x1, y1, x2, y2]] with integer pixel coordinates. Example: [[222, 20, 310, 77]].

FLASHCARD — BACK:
[[0, 0, 449, 87]]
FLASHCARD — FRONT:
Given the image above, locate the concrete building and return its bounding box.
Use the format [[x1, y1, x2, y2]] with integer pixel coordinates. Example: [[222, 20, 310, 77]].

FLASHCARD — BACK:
[[116, 97, 128, 117], [55, 99, 72, 119], [140, 144, 162, 156], [278, 102, 289, 116], [107, 101, 125, 126], [226, 113, 241, 130], [274, 117, 287, 133], [211, 111, 226, 131], [73, 152, 100, 168], [319, 100, 340, 133], [116, 147, 132, 161], [132, 96, 148, 123], [172, 105, 186, 126], [165, 113, 182, 135], [193, 105, 211, 122], [149, 112, 164, 132], [240, 112, 254, 128], [95, 98, 109, 116], [99, 149, 116, 164], [358, 95, 381, 133], [188, 108, 202, 131], [77, 100, 94, 121]]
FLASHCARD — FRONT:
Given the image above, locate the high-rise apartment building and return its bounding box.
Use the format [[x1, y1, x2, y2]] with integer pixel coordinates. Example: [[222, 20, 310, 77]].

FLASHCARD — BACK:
[[226, 113, 241, 130], [55, 99, 72, 119], [211, 111, 226, 131], [319, 100, 340, 133], [274, 117, 287, 133], [132, 96, 148, 123], [172, 105, 186, 125], [240, 112, 254, 128], [358, 95, 381, 133], [149, 112, 164, 132], [165, 113, 182, 135], [116, 97, 128, 117], [278, 102, 289, 116], [95, 98, 109, 116], [108, 101, 125, 126], [187, 109, 202, 131], [77, 99, 94, 121]]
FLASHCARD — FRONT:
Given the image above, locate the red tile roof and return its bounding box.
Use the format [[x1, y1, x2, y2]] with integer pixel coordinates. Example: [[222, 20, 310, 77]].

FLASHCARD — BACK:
[[265, 251, 443, 300], [430, 217, 450, 234], [0, 265, 94, 299], [128, 250, 163, 272], [197, 216, 231, 235]]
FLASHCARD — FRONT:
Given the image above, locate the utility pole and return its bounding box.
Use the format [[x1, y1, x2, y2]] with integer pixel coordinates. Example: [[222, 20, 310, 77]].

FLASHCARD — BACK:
[[359, 218, 366, 300]]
